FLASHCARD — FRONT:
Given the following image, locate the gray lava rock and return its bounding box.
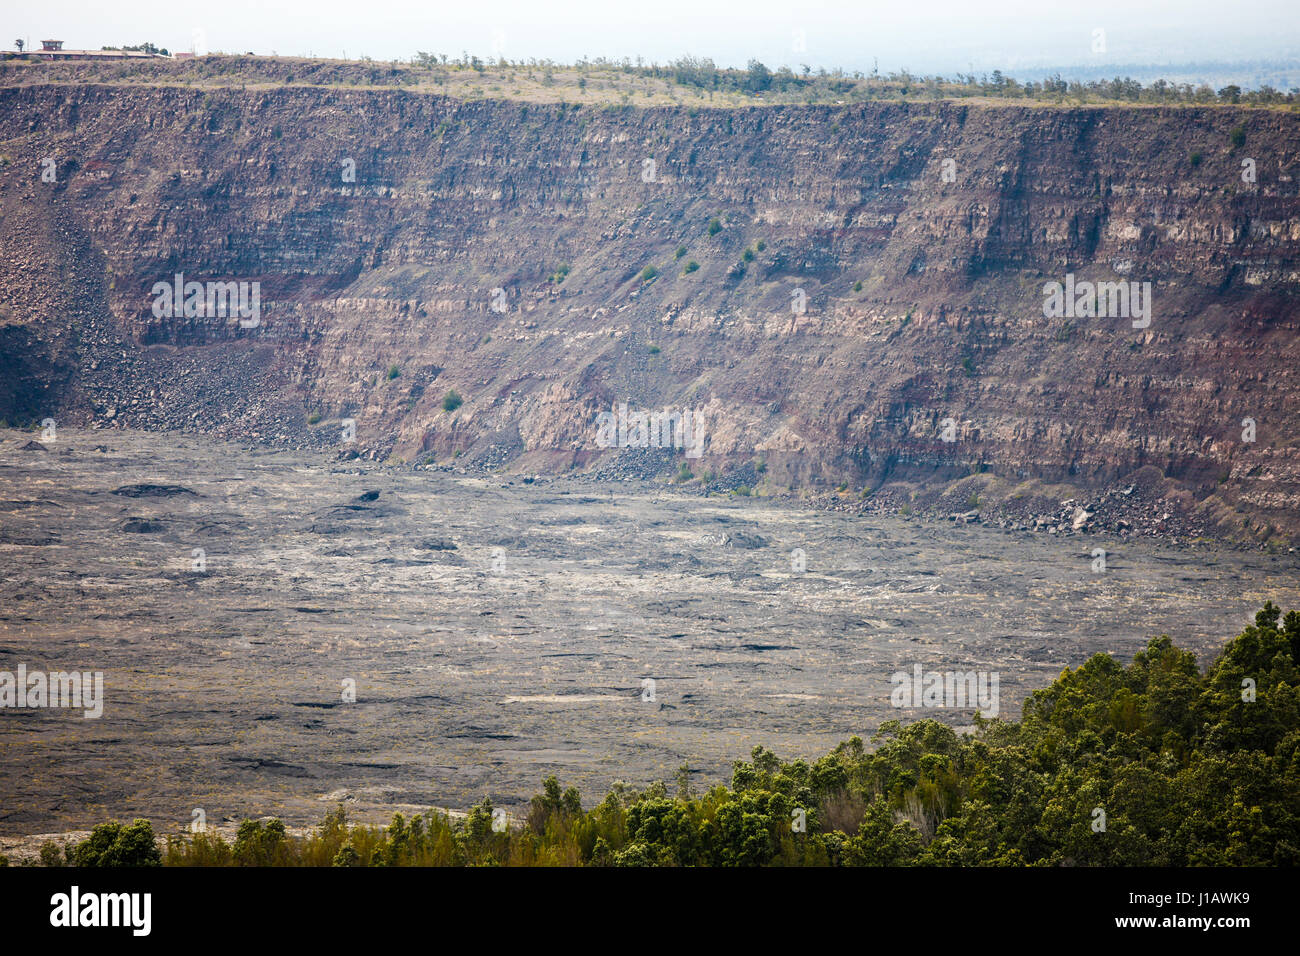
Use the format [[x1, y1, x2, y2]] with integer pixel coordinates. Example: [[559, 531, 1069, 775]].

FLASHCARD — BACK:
[[416, 538, 458, 551], [121, 517, 165, 533], [112, 483, 198, 498]]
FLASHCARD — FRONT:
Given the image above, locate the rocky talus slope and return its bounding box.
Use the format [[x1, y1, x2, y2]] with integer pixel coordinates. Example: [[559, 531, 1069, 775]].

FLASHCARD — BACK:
[[1, 80, 1297, 542]]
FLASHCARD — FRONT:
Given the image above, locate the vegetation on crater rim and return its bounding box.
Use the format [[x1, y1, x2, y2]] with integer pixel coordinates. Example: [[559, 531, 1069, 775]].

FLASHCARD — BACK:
[[4, 53, 1295, 110]]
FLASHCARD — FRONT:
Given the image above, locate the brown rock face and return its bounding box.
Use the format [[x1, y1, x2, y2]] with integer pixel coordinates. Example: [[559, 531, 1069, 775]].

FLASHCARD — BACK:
[[1, 84, 1297, 539]]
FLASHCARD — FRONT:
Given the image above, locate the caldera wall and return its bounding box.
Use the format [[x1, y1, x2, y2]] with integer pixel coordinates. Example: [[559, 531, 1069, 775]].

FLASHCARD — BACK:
[[1, 82, 1297, 538]]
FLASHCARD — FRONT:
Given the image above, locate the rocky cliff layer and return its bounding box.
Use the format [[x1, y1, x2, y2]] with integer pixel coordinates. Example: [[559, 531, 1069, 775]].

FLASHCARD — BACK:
[[1, 82, 1297, 540]]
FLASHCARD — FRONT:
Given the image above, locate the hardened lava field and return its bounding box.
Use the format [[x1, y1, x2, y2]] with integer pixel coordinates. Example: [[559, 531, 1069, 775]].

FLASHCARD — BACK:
[[1, 428, 1297, 832]]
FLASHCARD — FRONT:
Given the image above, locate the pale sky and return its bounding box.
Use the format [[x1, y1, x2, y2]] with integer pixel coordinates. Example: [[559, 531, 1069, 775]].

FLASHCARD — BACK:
[[9, 1, 1299, 75]]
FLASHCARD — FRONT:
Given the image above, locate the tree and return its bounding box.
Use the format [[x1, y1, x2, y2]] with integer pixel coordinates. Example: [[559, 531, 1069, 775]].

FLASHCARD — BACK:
[[38, 841, 66, 867], [674, 762, 692, 799], [1257, 600, 1281, 630], [233, 818, 288, 865], [709, 792, 780, 866], [671, 56, 716, 89], [332, 845, 359, 866], [73, 820, 162, 867], [1283, 610, 1300, 665], [745, 59, 771, 92]]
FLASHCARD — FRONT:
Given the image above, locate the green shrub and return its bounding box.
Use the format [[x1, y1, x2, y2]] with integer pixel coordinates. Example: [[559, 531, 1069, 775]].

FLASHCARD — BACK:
[[163, 830, 233, 866], [675, 245, 687, 259], [442, 390, 463, 412], [387, 365, 401, 380], [332, 846, 360, 866], [853, 280, 863, 292], [39, 841, 66, 867], [640, 265, 659, 282], [307, 411, 323, 425], [233, 819, 289, 866], [72, 820, 162, 867], [683, 260, 699, 274], [707, 217, 722, 235]]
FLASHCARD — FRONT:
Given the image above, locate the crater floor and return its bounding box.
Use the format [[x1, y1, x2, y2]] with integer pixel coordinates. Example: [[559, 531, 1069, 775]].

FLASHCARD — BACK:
[[2, 429, 1297, 834]]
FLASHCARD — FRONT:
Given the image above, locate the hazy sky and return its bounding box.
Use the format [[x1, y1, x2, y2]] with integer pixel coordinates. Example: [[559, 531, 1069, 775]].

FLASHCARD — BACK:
[[10, 1, 1299, 75]]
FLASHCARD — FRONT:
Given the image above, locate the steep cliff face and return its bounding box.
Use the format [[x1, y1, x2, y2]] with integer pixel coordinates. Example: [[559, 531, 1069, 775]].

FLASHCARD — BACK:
[[1, 83, 1297, 539]]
